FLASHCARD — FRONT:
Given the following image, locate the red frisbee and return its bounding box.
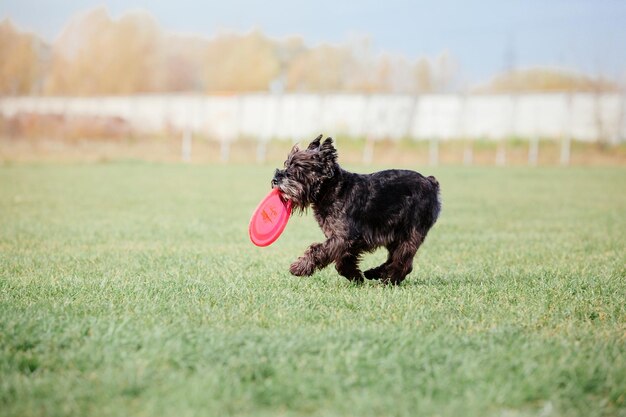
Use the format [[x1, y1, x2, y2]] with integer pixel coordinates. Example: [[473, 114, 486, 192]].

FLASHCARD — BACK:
[[249, 188, 292, 247]]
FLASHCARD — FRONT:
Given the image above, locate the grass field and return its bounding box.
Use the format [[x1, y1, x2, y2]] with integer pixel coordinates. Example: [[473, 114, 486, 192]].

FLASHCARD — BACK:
[[1, 162, 625, 417]]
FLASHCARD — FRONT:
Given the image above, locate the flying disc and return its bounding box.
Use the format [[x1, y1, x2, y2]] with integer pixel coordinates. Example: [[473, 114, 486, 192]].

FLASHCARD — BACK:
[[249, 188, 292, 247]]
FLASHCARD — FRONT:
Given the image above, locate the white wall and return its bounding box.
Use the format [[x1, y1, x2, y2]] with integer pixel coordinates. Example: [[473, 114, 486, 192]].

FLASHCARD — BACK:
[[1, 93, 625, 143]]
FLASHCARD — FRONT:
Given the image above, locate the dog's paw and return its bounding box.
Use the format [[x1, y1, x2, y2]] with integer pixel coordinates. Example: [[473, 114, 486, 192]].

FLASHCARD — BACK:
[[364, 267, 383, 280], [289, 257, 315, 276]]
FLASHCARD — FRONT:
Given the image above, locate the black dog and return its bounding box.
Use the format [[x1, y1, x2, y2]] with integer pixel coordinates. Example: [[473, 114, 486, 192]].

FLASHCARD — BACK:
[[272, 135, 441, 285]]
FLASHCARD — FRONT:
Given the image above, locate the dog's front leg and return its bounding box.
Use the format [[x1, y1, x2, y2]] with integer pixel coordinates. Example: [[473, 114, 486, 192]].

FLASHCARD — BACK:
[[290, 238, 342, 277]]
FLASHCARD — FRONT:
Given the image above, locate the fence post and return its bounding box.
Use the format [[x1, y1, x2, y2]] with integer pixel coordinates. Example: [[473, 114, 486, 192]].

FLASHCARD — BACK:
[[362, 135, 374, 165], [529, 103, 539, 166], [463, 140, 473, 165], [181, 126, 192, 163], [257, 140, 267, 163], [496, 138, 506, 166], [429, 137, 439, 166], [560, 93, 572, 166], [560, 134, 571, 166], [220, 140, 230, 163], [528, 135, 539, 166], [459, 93, 472, 166]]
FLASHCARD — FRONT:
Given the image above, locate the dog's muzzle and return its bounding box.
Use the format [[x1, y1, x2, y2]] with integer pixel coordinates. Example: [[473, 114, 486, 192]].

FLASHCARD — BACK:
[[271, 169, 284, 188]]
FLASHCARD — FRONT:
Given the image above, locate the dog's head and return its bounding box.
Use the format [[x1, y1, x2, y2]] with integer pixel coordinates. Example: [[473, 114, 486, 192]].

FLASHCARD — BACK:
[[272, 134, 338, 211]]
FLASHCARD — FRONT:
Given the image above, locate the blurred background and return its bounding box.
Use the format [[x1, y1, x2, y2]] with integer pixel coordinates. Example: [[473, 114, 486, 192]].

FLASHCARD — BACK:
[[1, 0, 625, 165]]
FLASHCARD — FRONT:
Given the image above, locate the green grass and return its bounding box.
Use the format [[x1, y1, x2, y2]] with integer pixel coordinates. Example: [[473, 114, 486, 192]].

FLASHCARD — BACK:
[[1, 162, 625, 417]]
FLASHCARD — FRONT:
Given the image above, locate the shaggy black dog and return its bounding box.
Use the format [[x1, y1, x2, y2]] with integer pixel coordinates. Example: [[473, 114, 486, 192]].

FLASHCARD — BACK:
[[272, 135, 441, 285]]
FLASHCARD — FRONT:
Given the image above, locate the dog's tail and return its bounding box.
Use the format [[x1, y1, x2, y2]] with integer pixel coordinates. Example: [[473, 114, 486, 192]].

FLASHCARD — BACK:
[[427, 175, 439, 187], [427, 176, 442, 224]]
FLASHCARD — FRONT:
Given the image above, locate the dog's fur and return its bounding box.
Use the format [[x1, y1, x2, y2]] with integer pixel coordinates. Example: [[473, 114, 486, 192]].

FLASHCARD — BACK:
[[272, 135, 441, 285]]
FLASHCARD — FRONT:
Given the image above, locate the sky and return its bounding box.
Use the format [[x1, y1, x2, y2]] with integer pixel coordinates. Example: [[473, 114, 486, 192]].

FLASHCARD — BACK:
[[2, 0, 626, 84]]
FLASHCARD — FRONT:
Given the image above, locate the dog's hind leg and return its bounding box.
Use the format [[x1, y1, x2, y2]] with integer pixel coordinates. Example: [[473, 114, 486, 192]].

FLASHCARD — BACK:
[[363, 253, 392, 280], [363, 263, 387, 280], [383, 233, 423, 285], [363, 242, 398, 280], [335, 250, 364, 283]]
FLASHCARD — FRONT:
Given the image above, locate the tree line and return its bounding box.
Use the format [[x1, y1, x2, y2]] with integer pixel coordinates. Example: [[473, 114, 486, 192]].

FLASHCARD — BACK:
[[0, 8, 618, 96]]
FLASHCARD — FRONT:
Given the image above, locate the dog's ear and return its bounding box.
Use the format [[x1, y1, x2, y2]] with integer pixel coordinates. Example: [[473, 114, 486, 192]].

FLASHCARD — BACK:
[[307, 134, 323, 151], [320, 137, 338, 164]]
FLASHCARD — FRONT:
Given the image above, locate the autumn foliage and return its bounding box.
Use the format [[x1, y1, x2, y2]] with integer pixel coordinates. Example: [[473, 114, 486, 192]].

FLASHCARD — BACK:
[[0, 8, 460, 96], [0, 8, 618, 96]]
